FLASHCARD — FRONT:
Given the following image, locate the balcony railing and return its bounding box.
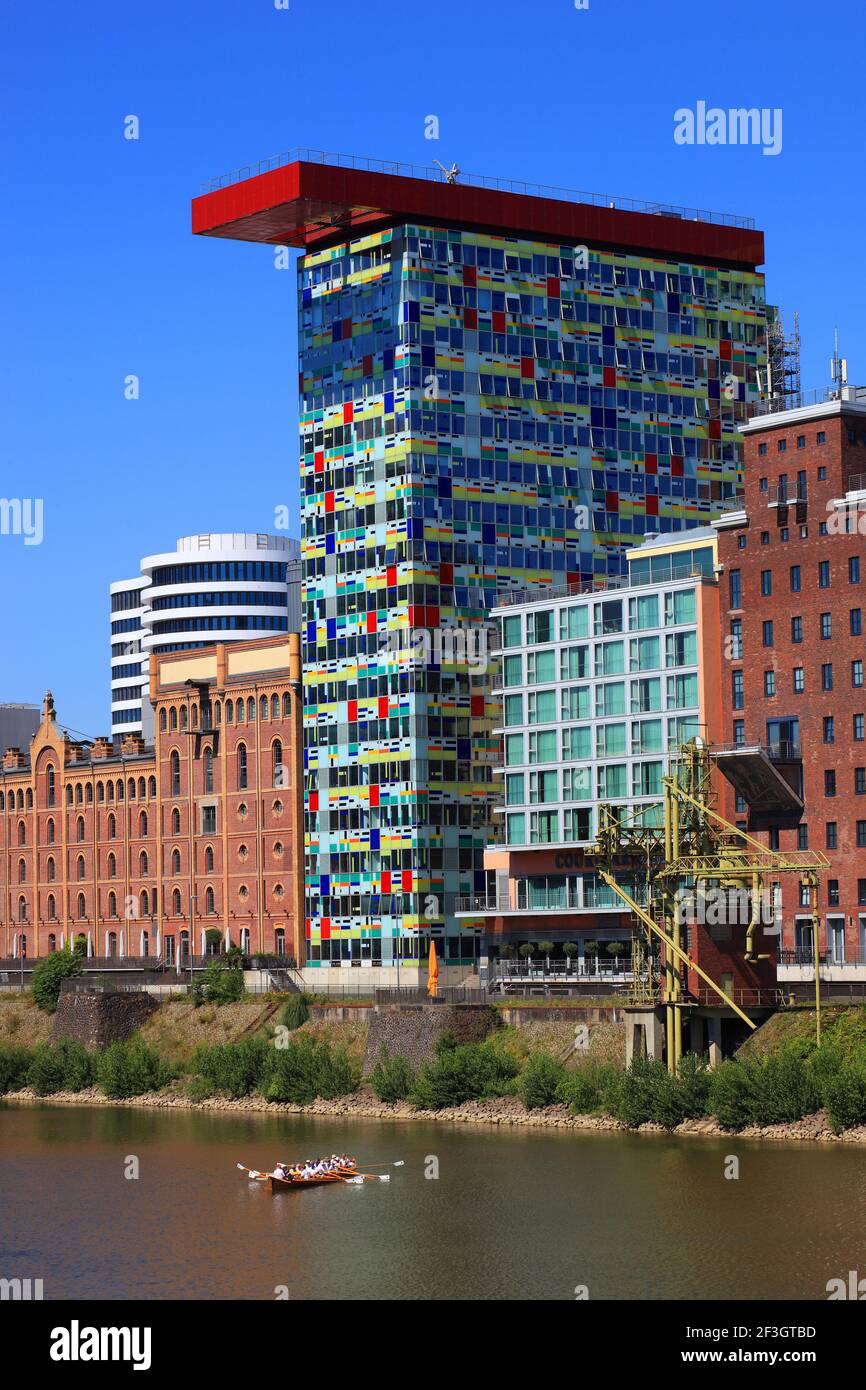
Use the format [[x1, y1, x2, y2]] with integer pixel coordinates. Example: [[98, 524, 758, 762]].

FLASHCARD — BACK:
[[494, 565, 714, 609], [767, 482, 807, 506], [748, 385, 866, 417]]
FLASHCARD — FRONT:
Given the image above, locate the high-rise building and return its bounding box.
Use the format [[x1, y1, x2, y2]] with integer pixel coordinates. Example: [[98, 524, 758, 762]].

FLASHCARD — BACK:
[[193, 152, 768, 974], [111, 533, 301, 744]]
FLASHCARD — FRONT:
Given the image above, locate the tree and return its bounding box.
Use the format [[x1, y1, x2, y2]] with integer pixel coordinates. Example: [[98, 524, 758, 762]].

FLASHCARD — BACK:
[[31, 947, 83, 1013], [562, 943, 578, 972]]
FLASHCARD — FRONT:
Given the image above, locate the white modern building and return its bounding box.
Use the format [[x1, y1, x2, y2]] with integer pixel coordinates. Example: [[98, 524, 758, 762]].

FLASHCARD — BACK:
[[110, 532, 301, 743]]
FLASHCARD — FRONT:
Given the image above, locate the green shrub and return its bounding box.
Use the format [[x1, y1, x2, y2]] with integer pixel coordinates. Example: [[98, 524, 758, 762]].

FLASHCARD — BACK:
[[823, 1064, 866, 1133], [708, 1059, 759, 1130], [280, 993, 310, 1031], [27, 1043, 66, 1096], [410, 1041, 519, 1110], [434, 1030, 459, 1056], [56, 1038, 94, 1091], [750, 1047, 818, 1126], [31, 948, 83, 1013], [611, 1058, 670, 1128], [193, 1036, 269, 1098], [96, 1039, 170, 1099], [370, 1047, 415, 1103], [0, 1043, 32, 1093], [192, 958, 245, 1005], [260, 1034, 358, 1104], [519, 1051, 565, 1110], [186, 1076, 215, 1103], [555, 1063, 620, 1115]]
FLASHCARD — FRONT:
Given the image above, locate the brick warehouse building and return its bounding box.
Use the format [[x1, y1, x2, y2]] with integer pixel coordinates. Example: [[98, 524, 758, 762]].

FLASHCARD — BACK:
[[714, 385, 866, 969], [0, 635, 303, 963]]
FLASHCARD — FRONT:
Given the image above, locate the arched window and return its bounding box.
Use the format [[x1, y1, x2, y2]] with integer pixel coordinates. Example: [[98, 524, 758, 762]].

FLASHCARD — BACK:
[[77, 893, 86, 920], [237, 743, 248, 790], [66, 785, 73, 806], [107, 813, 116, 840], [17, 789, 24, 810], [86, 783, 93, 805], [46, 765, 56, 806], [236, 699, 244, 725], [76, 816, 85, 842], [46, 817, 55, 845], [116, 780, 124, 801], [172, 889, 182, 917], [108, 891, 117, 918], [170, 750, 180, 796], [271, 694, 279, 720], [172, 848, 181, 876], [159, 709, 167, 731], [47, 856, 55, 882], [107, 931, 117, 957], [128, 778, 135, 801], [48, 933, 57, 952], [191, 704, 198, 729], [169, 707, 177, 732], [77, 855, 86, 881], [140, 890, 149, 918], [171, 807, 181, 835], [18, 858, 26, 883], [107, 780, 114, 803], [0, 792, 4, 811], [18, 896, 27, 923], [108, 852, 116, 879], [139, 850, 148, 876], [260, 695, 269, 721], [96, 781, 104, 803], [25, 788, 32, 810], [179, 706, 187, 731], [205, 886, 215, 915], [139, 810, 148, 836], [75, 784, 83, 806], [225, 699, 234, 725], [203, 746, 214, 794], [148, 777, 156, 799], [275, 927, 285, 957], [18, 820, 26, 846], [47, 897, 56, 921], [247, 698, 255, 722], [138, 777, 146, 800], [214, 701, 222, 726], [205, 845, 214, 873], [272, 739, 283, 788]]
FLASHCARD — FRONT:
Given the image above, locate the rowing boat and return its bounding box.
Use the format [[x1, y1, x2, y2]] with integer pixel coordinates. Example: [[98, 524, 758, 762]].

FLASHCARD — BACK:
[[268, 1168, 356, 1192]]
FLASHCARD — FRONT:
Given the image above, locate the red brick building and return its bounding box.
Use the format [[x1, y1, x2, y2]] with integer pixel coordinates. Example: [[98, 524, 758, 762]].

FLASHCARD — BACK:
[[714, 387, 866, 967], [0, 635, 303, 964]]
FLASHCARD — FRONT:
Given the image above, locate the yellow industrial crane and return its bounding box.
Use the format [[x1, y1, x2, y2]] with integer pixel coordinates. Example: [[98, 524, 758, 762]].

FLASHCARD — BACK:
[[593, 739, 828, 1073]]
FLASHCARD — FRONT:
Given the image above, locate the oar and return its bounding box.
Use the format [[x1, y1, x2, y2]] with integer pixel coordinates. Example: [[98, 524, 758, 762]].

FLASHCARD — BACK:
[[236, 1161, 268, 1181], [353, 1160, 405, 1170], [342, 1173, 390, 1183]]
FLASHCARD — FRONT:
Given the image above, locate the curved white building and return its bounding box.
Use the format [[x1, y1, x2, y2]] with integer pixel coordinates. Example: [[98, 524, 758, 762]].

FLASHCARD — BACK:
[[110, 532, 301, 742]]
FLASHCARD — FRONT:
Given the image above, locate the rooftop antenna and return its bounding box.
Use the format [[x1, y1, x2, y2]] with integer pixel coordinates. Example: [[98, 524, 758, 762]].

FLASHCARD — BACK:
[[433, 159, 460, 185], [830, 327, 848, 391]]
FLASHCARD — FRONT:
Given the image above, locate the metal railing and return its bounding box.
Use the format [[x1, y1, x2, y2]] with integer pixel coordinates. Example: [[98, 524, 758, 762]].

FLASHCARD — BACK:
[[712, 740, 801, 761], [494, 565, 714, 610], [767, 482, 807, 506], [198, 146, 755, 228], [748, 385, 866, 417]]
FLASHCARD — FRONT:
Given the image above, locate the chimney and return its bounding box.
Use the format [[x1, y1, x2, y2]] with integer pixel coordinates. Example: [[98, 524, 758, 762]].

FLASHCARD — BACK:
[[2, 748, 27, 770], [91, 737, 113, 760], [120, 733, 146, 757]]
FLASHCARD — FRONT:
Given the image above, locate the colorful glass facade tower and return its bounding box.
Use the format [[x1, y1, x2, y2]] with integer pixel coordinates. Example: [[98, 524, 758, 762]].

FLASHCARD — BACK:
[[192, 153, 767, 972]]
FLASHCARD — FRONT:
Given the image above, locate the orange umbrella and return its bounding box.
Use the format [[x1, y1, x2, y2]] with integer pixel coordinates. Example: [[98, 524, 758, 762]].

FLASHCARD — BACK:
[[426, 939, 439, 999]]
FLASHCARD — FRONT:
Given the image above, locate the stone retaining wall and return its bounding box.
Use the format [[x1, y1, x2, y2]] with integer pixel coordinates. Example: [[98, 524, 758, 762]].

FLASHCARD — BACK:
[[362, 1003, 499, 1076], [52, 991, 158, 1050]]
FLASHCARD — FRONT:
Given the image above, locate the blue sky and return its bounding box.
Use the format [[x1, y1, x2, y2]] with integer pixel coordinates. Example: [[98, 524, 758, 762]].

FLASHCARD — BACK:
[[1, 0, 864, 735]]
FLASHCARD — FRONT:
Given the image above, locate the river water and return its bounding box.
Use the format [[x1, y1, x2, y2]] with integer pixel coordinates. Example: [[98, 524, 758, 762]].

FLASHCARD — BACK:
[[1, 1102, 864, 1301]]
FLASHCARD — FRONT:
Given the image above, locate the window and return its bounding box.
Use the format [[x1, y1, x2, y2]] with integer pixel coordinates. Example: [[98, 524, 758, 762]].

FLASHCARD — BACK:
[[817, 431, 826, 444], [139, 810, 147, 836], [170, 750, 180, 796], [501, 615, 521, 648], [818, 561, 830, 589], [823, 717, 835, 743], [822, 663, 833, 691], [826, 821, 838, 848], [852, 609, 863, 637], [202, 806, 217, 835], [272, 740, 283, 787], [628, 594, 659, 630], [171, 807, 181, 834], [820, 613, 832, 640], [732, 671, 744, 710], [856, 715, 865, 742], [854, 660, 864, 689], [561, 646, 590, 681], [77, 855, 85, 881], [791, 616, 802, 644], [825, 770, 836, 798], [77, 893, 85, 920], [760, 570, 772, 597], [47, 856, 55, 882], [778, 439, 787, 453], [46, 818, 54, 845], [139, 851, 148, 875], [729, 570, 742, 609], [526, 609, 554, 645], [593, 600, 622, 636], [665, 589, 696, 626], [172, 848, 181, 875], [760, 531, 770, 546], [204, 746, 214, 794], [173, 889, 182, 916], [762, 620, 774, 647], [797, 435, 806, 449], [528, 649, 557, 683], [850, 557, 861, 584], [763, 670, 776, 697], [205, 887, 215, 915], [797, 825, 808, 850], [237, 743, 248, 790], [205, 845, 214, 873], [733, 720, 745, 746], [758, 443, 767, 457], [793, 667, 804, 693], [46, 765, 55, 807], [76, 816, 85, 842], [828, 880, 840, 906], [857, 767, 866, 795], [790, 565, 801, 593], [729, 619, 743, 659], [858, 822, 866, 849], [107, 813, 116, 840], [528, 690, 557, 723], [47, 895, 56, 922]]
